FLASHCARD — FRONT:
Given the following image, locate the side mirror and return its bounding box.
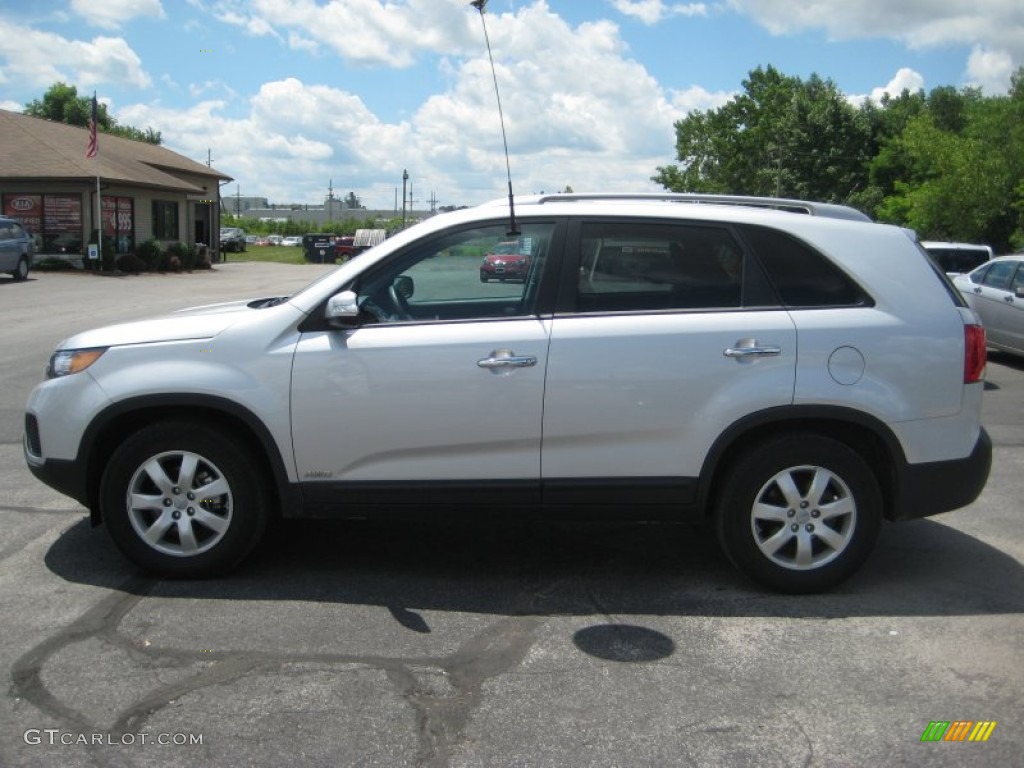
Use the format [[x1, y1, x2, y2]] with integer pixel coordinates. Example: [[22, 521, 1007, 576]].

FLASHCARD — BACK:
[[1016, 286, 1024, 300], [325, 290, 360, 328]]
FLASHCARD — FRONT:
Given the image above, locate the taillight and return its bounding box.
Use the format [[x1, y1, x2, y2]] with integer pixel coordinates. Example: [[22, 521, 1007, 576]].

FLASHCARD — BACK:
[[964, 324, 986, 383]]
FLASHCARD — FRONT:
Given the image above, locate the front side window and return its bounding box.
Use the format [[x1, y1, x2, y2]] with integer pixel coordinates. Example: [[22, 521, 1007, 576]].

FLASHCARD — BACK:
[[573, 222, 754, 312], [355, 221, 556, 324], [981, 260, 1016, 290]]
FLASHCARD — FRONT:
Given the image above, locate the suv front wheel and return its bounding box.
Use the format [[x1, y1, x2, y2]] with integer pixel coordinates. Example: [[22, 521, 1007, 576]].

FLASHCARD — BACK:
[[715, 434, 882, 593], [99, 421, 270, 577]]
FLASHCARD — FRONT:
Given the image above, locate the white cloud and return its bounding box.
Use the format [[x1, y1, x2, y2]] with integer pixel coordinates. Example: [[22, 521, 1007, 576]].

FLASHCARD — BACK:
[[727, 0, 1022, 91], [0, 21, 151, 90], [70, 0, 166, 30], [965, 46, 1015, 94], [0, 100, 23, 112], [611, 1, 708, 25], [107, 3, 695, 207], [848, 67, 927, 105]]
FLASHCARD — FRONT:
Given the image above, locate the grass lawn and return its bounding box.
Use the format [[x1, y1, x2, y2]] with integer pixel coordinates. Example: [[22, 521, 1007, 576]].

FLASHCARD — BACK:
[[224, 245, 309, 265]]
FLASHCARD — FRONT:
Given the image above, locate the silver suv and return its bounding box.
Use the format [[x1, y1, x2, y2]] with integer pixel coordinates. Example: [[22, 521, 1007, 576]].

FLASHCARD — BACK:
[[24, 194, 992, 592]]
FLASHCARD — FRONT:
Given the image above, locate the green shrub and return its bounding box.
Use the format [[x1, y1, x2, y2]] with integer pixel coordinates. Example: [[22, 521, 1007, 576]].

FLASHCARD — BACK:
[[116, 254, 146, 274], [135, 238, 163, 271]]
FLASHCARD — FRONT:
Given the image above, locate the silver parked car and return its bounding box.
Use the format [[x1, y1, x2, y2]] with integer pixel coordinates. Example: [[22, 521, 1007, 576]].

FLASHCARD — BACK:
[[0, 215, 34, 281], [24, 193, 991, 592], [953, 255, 1024, 358]]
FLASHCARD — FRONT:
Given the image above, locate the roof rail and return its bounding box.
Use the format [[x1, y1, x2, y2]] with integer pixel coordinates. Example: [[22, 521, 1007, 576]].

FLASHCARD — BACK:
[[532, 193, 871, 222]]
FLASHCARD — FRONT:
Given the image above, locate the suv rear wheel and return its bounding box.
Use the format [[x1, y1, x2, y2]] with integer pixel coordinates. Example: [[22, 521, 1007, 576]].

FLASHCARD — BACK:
[[100, 421, 270, 577], [715, 434, 882, 593]]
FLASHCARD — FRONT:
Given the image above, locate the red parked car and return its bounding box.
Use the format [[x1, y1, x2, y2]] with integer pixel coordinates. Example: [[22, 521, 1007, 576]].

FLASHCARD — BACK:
[[480, 240, 531, 282]]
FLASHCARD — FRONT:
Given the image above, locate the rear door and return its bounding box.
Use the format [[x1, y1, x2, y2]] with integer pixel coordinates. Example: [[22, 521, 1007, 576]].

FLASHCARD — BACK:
[[540, 218, 796, 506]]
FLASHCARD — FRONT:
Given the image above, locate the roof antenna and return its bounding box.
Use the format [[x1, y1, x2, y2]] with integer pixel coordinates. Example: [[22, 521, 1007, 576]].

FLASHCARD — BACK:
[[470, 0, 518, 235]]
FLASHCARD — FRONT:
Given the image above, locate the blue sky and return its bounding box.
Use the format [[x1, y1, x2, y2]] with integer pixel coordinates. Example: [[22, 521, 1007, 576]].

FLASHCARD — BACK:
[[1, 0, 1021, 210]]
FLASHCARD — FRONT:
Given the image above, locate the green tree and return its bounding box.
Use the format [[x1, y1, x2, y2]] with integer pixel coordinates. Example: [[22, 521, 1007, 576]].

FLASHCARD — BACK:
[[653, 66, 871, 205], [23, 82, 162, 145], [873, 71, 1024, 250]]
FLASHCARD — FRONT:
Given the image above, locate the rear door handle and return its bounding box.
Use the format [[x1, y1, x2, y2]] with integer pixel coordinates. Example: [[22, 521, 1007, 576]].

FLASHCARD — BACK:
[[724, 339, 782, 359]]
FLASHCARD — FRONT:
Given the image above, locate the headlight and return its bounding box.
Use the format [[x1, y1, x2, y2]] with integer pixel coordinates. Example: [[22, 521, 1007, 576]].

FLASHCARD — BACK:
[[47, 348, 107, 378]]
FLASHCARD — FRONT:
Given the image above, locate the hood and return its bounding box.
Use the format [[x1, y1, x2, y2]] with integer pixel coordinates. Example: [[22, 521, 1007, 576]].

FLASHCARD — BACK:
[[58, 297, 275, 350]]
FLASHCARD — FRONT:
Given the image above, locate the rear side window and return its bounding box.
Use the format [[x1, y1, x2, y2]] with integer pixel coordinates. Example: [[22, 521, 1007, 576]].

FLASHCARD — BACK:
[[572, 221, 776, 313], [738, 225, 869, 308]]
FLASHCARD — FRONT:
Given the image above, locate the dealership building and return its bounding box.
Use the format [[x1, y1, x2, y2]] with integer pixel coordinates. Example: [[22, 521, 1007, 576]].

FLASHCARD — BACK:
[[0, 109, 231, 260]]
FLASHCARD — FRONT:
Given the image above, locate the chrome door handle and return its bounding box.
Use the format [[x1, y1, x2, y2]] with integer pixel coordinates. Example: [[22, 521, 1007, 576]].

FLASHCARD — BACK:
[[974, 287, 982, 293], [1005, 295, 1014, 303], [477, 349, 537, 371], [724, 340, 782, 359]]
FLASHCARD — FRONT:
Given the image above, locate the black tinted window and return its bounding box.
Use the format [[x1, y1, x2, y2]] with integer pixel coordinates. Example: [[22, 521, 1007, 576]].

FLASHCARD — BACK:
[[574, 222, 763, 312], [925, 247, 990, 274], [738, 225, 867, 307]]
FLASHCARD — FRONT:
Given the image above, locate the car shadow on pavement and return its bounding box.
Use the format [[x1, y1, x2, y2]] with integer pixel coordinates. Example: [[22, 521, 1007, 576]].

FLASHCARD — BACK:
[[44, 515, 1024, 620]]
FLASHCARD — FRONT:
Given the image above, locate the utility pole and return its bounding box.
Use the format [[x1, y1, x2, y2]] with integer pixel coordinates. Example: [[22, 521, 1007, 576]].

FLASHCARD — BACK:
[[402, 169, 408, 226]]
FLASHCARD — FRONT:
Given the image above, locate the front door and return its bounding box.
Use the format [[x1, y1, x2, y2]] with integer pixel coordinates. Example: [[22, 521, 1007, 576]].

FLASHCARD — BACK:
[[290, 220, 560, 507]]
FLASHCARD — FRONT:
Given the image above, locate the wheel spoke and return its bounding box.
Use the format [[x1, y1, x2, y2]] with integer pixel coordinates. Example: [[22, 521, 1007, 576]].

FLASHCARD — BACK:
[[773, 471, 804, 510], [193, 509, 229, 534], [177, 518, 199, 553], [142, 510, 176, 547], [819, 496, 855, 522], [130, 493, 165, 512], [142, 459, 175, 494], [806, 468, 834, 508], [760, 526, 795, 556], [752, 501, 789, 523], [195, 476, 229, 500], [177, 454, 199, 489], [794, 530, 814, 567], [814, 524, 847, 552]]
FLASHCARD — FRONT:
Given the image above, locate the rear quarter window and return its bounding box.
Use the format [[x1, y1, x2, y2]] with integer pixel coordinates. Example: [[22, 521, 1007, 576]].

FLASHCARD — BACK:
[[737, 225, 870, 308]]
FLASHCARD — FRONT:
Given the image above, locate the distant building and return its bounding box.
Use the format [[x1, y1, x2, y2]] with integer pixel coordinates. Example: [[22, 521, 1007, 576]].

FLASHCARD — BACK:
[[222, 195, 269, 214], [0, 109, 232, 258]]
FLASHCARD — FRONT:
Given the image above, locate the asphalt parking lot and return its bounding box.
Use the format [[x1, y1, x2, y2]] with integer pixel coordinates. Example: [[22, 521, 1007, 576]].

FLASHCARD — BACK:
[[1, 264, 1022, 767]]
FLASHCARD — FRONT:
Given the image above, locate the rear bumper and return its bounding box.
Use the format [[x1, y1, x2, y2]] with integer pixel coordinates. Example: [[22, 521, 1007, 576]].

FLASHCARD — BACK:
[[891, 428, 992, 520]]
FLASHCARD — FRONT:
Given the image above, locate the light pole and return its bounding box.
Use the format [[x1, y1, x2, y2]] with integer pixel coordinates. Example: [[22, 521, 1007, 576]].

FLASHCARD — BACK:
[[402, 169, 409, 226]]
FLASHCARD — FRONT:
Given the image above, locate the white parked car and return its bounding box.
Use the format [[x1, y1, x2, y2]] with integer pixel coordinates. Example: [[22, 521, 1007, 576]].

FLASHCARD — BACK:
[[921, 240, 993, 277], [953, 255, 1024, 358], [281, 236, 303, 247], [23, 194, 991, 592]]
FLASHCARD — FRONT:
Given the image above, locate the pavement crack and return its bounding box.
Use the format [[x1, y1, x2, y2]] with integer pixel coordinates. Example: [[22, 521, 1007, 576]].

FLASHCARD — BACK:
[[9, 576, 154, 730]]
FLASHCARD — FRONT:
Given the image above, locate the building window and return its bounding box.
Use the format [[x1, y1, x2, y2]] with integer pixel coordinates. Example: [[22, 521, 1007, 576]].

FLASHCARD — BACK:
[[2, 194, 83, 255], [102, 196, 135, 254], [152, 200, 179, 240]]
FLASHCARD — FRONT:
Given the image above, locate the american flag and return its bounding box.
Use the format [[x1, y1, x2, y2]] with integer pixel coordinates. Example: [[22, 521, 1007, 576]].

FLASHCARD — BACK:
[[86, 92, 98, 159]]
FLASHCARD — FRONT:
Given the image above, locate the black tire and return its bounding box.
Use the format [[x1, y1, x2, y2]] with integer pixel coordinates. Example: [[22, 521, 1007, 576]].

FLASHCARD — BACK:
[[14, 256, 29, 281], [99, 421, 271, 578], [715, 434, 882, 593]]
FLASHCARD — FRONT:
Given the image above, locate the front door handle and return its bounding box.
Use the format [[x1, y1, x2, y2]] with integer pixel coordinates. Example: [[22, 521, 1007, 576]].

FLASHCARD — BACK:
[[477, 348, 538, 372], [724, 339, 782, 359]]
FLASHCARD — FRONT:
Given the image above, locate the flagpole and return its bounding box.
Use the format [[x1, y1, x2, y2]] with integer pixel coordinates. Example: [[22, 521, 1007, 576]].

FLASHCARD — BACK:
[[88, 91, 102, 272], [96, 174, 102, 273]]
